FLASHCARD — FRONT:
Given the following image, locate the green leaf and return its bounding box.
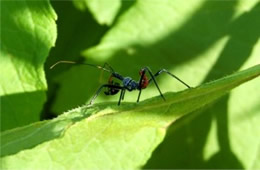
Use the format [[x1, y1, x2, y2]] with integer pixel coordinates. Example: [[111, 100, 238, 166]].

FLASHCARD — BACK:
[[0, 0, 57, 131], [83, 0, 207, 59], [1, 65, 259, 169], [73, 0, 121, 25]]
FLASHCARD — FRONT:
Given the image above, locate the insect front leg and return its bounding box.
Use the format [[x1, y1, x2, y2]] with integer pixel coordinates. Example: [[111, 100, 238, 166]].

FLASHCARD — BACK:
[[118, 89, 126, 105], [140, 67, 165, 101]]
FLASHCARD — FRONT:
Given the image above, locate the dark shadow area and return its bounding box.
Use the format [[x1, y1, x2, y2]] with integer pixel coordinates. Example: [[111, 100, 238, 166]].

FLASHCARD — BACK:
[[42, 0, 108, 119], [1, 91, 46, 132], [201, 2, 260, 168], [144, 108, 214, 168], [202, 96, 243, 169], [40, 85, 59, 120], [144, 2, 260, 169]]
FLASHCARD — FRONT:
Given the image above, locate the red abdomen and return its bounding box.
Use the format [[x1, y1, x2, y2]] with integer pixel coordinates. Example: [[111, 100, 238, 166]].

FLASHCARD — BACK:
[[141, 75, 149, 89], [139, 70, 149, 89]]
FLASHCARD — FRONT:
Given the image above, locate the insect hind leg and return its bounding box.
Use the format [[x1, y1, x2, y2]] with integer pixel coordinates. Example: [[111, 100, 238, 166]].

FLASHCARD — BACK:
[[149, 69, 191, 88]]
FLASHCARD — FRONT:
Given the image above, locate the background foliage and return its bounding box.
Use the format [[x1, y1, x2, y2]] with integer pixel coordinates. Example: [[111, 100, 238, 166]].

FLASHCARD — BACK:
[[1, 0, 260, 169]]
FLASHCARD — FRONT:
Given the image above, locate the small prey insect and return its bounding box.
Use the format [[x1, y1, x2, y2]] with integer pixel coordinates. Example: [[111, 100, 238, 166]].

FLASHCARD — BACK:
[[50, 61, 191, 105]]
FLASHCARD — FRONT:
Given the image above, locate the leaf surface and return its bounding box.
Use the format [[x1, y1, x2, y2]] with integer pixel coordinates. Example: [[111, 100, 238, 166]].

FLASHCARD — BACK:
[[0, 0, 57, 131]]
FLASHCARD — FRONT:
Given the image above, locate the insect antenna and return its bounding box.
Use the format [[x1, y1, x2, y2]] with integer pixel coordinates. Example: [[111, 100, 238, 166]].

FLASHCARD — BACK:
[[50, 60, 113, 73]]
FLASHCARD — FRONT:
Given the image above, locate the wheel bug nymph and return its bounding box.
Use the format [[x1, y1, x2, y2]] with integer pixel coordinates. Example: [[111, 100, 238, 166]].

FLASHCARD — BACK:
[[50, 61, 191, 106]]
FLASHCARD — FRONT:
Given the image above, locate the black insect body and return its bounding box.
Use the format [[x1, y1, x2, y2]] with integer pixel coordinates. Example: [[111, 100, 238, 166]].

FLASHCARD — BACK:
[[50, 61, 191, 105]]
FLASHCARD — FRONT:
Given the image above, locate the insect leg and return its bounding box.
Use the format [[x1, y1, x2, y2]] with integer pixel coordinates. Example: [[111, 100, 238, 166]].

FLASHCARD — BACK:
[[142, 67, 165, 101], [149, 69, 191, 88], [122, 89, 126, 100], [118, 89, 126, 105], [103, 63, 115, 73], [137, 70, 146, 102]]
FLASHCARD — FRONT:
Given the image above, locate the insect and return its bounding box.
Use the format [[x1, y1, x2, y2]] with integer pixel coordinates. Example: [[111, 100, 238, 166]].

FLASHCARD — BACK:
[[50, 61, 191, 105]]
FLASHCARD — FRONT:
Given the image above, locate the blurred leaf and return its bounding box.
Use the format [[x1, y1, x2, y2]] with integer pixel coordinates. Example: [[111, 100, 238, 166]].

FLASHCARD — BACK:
[[0, 0, 57, 131], [1, 65, 260, 169], [84, 0, 209, 60], [73, 0, 121, 25]]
